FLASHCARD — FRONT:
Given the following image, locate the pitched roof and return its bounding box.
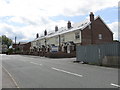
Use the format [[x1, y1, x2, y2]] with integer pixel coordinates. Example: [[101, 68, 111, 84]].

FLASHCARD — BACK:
[[35, 16, 102, 41], [13, 42, 28, 45], [35, 21, 90, 41]]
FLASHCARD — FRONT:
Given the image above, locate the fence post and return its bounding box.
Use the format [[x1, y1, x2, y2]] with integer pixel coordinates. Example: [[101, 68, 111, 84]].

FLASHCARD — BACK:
[[85, 47, 87, 61], [98, 48, 102, 65]]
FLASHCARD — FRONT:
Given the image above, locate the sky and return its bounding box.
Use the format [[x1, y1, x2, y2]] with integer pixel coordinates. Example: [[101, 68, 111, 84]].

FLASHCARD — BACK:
[[0, 0, 119, 43]]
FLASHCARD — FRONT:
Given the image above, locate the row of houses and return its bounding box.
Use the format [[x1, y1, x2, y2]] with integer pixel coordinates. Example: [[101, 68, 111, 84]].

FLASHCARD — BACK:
[[13, 12, 114, 58]]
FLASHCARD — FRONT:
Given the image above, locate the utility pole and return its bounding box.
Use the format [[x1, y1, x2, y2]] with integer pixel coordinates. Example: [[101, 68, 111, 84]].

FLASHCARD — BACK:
[[15, 36, 16, 53]]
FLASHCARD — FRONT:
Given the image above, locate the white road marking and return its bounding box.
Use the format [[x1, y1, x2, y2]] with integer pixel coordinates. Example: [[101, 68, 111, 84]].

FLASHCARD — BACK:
[[51, 67, 83, 77], [20, 60, 26, 62], [37, 63, 42, 66], [2, 66, 19, 88], [30, 62, 42, 66], [30, 62, 38, 65], [111, 83, 120, 88]]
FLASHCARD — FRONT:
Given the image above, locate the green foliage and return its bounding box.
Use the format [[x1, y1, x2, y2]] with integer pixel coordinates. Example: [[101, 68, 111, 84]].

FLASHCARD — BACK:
[[0, 35, 13, 48], [7, 48, 14, 54]]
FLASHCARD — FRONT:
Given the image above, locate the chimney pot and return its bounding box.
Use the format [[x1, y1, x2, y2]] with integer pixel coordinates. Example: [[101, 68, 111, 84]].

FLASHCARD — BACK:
[[44, 30, 47, 36], [90, 12, 94, 22], [55, 26, 58, 32], [36, 33, 39, 38], [67, 21, 71, 29]]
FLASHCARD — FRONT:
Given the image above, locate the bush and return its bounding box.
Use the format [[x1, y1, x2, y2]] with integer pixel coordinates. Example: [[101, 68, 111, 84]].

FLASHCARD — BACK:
[[7, 48, 13, 54]]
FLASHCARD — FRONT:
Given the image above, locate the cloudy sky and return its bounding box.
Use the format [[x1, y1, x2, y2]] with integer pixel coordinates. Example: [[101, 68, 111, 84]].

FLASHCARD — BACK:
[[0, 0, 119, 43]]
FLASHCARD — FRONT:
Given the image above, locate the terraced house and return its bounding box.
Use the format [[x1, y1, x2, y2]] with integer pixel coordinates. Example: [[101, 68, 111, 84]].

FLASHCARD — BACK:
[[30, 12, 113, 57]]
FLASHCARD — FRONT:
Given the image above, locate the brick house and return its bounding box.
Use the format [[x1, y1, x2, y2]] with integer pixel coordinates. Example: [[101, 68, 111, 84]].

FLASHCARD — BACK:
[[13, 42, 31, 54], [81, 12, 113, 45], [22, 42, 31, 54]]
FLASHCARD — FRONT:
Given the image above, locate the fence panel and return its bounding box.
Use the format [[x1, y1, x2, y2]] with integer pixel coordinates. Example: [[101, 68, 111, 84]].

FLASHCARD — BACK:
[[76, 42, 120, 64]]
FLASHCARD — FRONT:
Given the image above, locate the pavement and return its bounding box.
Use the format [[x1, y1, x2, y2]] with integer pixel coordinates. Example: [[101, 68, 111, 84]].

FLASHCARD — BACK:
[[1, 55, 120, 88], [1, 54, 17, 88], [2, 67, 17, 88]]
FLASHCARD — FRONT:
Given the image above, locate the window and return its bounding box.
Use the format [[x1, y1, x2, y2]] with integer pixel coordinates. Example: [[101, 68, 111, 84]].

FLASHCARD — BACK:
[[98, 34, 102, 40], [75, 32, 80, 40], [38, 42, 41, 47]]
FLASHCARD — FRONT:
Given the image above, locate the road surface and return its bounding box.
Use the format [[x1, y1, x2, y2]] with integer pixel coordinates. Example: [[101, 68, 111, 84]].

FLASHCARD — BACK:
[[2, 55, 119, 88]]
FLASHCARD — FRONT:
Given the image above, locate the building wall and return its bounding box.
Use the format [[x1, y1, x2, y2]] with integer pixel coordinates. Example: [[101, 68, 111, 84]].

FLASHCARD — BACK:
[[40, 38, 45, 46], [31, 41, 37, 48], [64, 32, 75, 43], [81, 17, 113, 45], [81, 25, 92, 45], [47, 36, 58, 46], [92, 17, 113, 44], [45, 30, 82, 46], [64, 30, 81, 44], [23, 42, 31, 52]]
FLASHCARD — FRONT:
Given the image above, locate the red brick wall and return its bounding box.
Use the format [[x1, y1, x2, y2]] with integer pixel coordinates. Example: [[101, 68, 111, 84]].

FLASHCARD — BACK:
[[12, 44, 19, 48], [23, 42, 31, 52], [81, 17, 113, 45], [81, 25, 92, 45]]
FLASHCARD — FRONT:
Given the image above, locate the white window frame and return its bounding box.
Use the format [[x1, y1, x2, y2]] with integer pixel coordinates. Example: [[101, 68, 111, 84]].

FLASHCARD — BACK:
[[98, 34, 102, 40], [75, 32, 80, 40]]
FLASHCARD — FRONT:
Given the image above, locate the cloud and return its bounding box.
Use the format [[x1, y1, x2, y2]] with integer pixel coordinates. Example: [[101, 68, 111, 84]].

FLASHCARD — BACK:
[[108, 22, 118, 40], [0, 23, 25, 42], [21, 17, 38, 26], [0, 0, 119, 17], [2, 0, 11, 4], [0, 0, 119, 42], [0, 19, 67, 42]]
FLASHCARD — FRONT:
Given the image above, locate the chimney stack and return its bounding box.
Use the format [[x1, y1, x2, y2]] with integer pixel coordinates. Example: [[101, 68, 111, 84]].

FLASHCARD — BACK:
[[90, 12, 94, 22], [55, 26, 58, 32], [44, 30, 47, 36], [36, 33, 39, 38], [67, 21, 71, 29]]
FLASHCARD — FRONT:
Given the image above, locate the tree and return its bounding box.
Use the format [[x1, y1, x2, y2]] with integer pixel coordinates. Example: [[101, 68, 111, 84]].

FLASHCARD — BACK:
[[0, 35, 13, 48]]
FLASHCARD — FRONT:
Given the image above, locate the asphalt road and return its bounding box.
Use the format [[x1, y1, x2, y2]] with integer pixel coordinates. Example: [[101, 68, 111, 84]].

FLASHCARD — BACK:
[[2, 55, 119, 88]]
